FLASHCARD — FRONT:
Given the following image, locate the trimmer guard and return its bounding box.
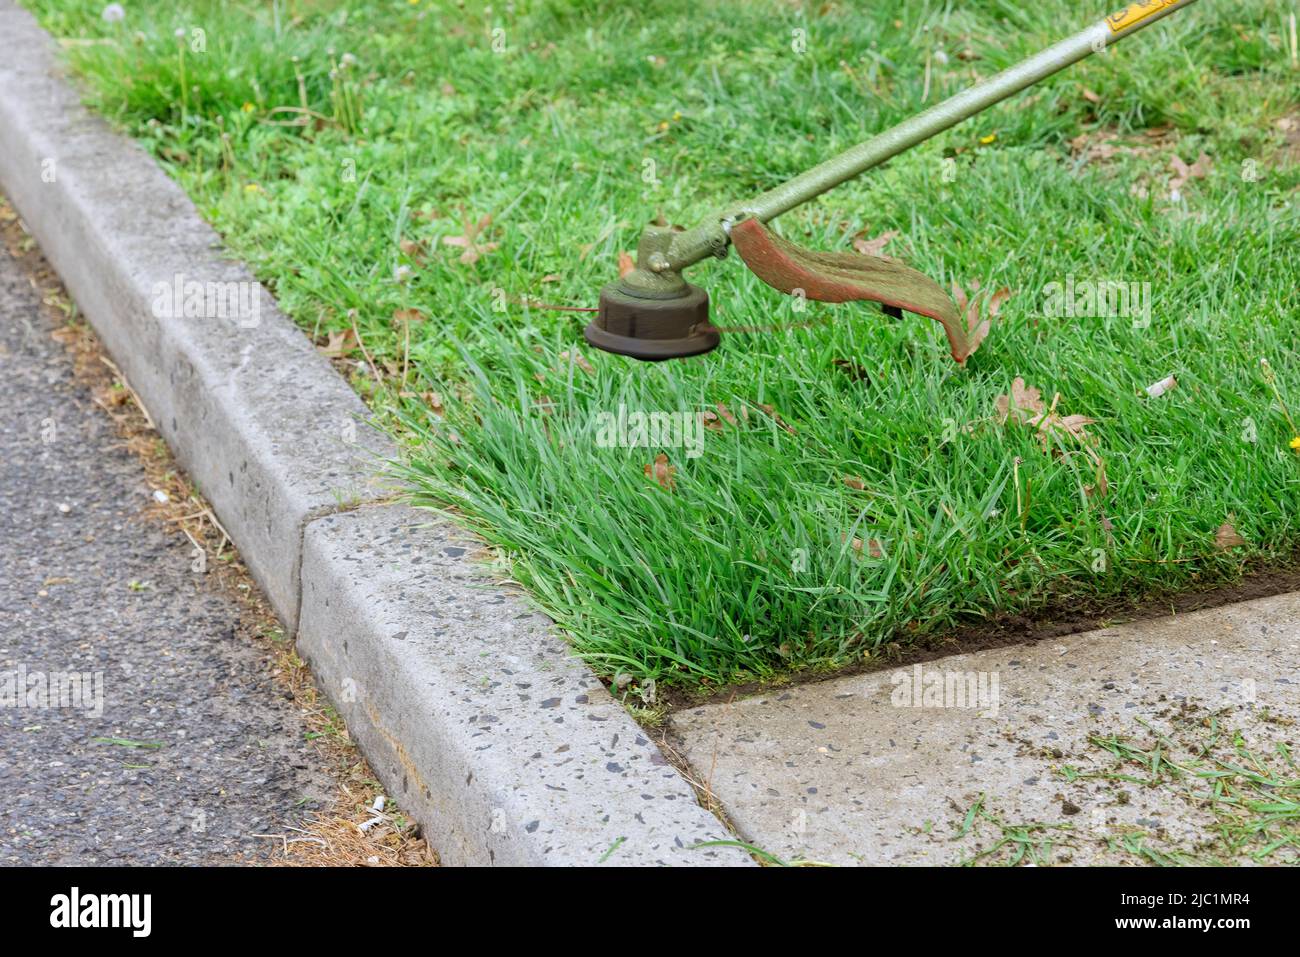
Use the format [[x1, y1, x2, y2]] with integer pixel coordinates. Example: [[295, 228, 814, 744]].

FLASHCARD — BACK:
[[730, 218, 975, 363]]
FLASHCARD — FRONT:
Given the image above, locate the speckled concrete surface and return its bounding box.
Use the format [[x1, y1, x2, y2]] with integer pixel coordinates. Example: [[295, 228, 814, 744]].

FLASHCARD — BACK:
[[0, 238, 333, 865], [670, 594, 1300, 865], [297, 506, 746, 866]]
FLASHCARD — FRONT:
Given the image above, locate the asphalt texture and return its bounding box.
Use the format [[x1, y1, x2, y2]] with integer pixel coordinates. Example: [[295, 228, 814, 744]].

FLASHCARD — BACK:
[[0, 237, 333, 865]]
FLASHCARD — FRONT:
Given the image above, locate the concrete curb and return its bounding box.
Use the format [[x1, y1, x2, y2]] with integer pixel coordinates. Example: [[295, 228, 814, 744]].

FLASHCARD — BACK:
[[0, 0, 741, 865]]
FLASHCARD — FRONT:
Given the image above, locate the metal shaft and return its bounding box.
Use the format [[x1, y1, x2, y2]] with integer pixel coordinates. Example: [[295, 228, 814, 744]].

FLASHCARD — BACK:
[[658, 0, 1199, 273]]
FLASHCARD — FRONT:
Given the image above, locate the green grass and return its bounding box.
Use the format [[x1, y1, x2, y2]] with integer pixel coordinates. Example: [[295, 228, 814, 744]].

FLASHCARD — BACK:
[[26, 0, 1300, 689]]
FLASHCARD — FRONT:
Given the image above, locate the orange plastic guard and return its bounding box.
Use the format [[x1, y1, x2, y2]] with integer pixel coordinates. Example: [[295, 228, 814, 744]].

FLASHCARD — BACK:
[[730, 218, 974, 363]]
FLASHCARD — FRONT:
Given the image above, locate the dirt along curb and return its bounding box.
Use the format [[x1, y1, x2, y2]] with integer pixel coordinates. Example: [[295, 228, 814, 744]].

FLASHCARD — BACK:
[[0, 0, 742, 866]]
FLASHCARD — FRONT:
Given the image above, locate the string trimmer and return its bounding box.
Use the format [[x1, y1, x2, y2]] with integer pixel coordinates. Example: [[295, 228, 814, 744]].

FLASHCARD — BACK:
[[584, 0, 1199, 363]]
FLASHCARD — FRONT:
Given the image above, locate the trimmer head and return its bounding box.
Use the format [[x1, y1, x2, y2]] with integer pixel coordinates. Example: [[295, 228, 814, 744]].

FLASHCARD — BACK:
[[584, 282, 719, 361]]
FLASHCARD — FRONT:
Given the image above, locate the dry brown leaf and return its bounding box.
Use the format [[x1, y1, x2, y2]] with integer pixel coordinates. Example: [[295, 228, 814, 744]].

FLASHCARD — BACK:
[[617, 251, 636, 277], [1214, 520, 1247, 551], [1168, 152, 1212, 200], [852, 229, 899, 259], [844, 534, 884, 558], [540, 274, 562, 283], [1082, 87, 1101, 104], [994, 376, 1045, 423], [996, 379, 1108, 497], [702, 403, 739, 432], [842, 475, 866, 491], [644, 453, 676, 491], [442, 212, 499, 265], [558, 350, 595, 375], [398, 238, 428, 264], [391, 308, 427, 325], [317, 328, 358, 358], [755, 403, 796, 435]]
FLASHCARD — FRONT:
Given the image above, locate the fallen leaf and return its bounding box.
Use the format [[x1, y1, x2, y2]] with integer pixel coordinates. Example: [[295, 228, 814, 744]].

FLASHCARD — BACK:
[[618, 251, 636, 277], [994, 376, 1045, 423], [996, 380, 1108, 497], [558, 350, 595, 375], [852, 229, 899, 259], [842, 475, 866, 490], [317, 328, 358, 358], [1168, 152, 1212, 200], [755, 403, 796, 435], [442, 211, 499, 265], [1214, 520, 1247, 551], [398, 238, 428, 264], [1081, 87, 1101, 104], [644, 453, 676, 490], [844, 534, 884, 558], [540, 274, 562, 283], [391, 308, 427, 325]]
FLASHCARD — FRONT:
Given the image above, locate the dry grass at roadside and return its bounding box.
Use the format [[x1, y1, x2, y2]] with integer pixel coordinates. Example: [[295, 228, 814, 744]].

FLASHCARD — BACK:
[[0, 200, 436, 867]]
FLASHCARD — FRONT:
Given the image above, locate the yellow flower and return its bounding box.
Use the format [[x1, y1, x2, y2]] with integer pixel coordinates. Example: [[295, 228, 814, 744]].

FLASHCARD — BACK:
[[979, 133, 997, 145], [243, 183, 261, 194], [241, 101, 255, 113], [1290, 436, 1300, 450]]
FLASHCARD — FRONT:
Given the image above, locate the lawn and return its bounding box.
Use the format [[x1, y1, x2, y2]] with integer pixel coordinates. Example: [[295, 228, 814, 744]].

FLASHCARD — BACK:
[[26, 0, 1300, 692]]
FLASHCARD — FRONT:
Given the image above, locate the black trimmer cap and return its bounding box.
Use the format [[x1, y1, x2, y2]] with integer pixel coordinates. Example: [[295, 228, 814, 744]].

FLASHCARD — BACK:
[[584, 282, 719, 361]]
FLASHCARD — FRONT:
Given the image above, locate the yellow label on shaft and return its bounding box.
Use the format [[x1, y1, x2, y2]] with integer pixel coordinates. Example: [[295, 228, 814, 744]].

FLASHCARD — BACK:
[[1106, 0, 1177, 33]]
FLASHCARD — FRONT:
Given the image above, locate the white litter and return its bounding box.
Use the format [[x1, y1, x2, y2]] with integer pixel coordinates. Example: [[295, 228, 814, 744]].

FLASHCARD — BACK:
[[357, 795, 388, 833], [1143, 374, 1178, 398]]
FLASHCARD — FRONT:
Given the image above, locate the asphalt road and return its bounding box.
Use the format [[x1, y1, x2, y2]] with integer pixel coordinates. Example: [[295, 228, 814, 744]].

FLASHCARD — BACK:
[[0, 238, 333, 865]]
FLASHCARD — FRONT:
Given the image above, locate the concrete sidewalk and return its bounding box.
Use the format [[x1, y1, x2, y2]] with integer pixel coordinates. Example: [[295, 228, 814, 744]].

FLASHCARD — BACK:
[[670, 593, 1300, 865]]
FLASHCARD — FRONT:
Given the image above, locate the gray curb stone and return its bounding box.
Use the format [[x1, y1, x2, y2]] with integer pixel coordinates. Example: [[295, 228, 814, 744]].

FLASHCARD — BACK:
[[298, 506, 744, 866], [0, 1, 395, 629], [0, 0, 742, 865]]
